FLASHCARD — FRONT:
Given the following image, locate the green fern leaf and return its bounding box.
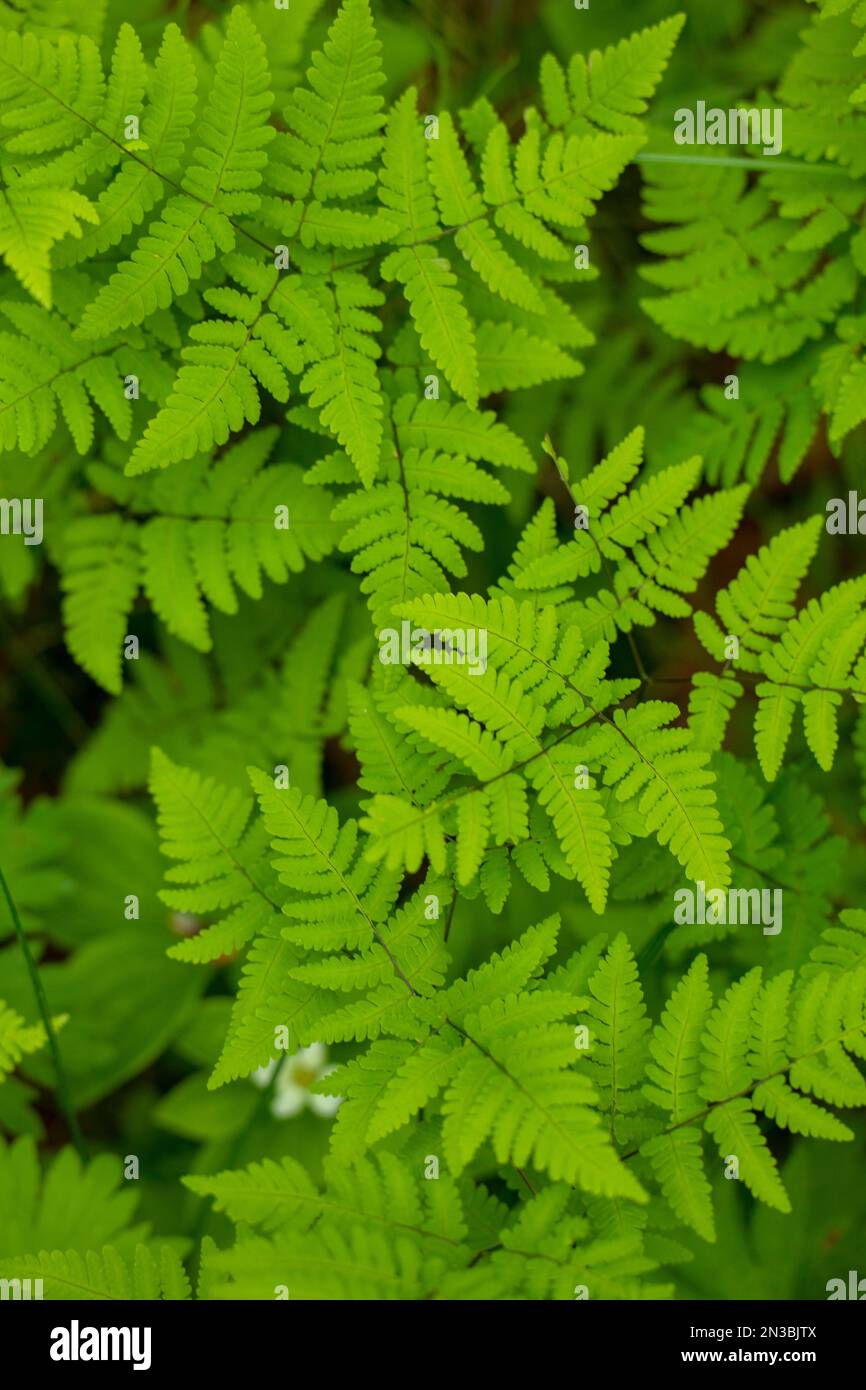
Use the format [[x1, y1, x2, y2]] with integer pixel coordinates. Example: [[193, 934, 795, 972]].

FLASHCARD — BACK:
[[78, 7, 274, 338]]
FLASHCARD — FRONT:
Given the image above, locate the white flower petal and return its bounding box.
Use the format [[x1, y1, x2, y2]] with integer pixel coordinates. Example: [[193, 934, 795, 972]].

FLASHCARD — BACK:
[[251, 1059, 278, 1089], [270, 1082, 307, 1118], [310, 1090, 343, 1117], [299, 1042, 327, 1073]]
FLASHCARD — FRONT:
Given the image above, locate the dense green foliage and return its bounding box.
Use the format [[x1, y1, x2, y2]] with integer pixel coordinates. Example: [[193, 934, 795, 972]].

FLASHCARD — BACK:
[[0, 0, 865, 1302]]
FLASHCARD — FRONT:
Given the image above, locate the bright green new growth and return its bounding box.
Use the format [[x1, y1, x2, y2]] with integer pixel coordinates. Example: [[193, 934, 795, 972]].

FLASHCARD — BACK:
[[0, 1000, 52, 1081], [1, 0, 866, 1303]]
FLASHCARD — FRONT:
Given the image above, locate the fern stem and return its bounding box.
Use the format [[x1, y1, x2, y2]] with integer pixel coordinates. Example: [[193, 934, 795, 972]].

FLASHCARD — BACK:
[[731, 852, 791, 894], [514, 1167, 538, 1196], [635, 151, 846, 176], [625, 631, 650, 686], [0, 860, 86, 1161], [443, 894, 457, 944]]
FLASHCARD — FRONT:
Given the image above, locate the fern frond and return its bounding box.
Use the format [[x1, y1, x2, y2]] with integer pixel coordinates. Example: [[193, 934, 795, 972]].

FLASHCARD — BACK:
[[260, 0, 392, 249], [779, 6, 866, 176], [347, 672, 451, 804], [60, 513, 140, 694], [0, 1134, 149, 1259], [311, 390, 530, 626], [640, 160, 857, 364], [429, 112, 545, 314], [516, 435, 702, 591], [582, 934, 650, 1144], [299, 270, 385, 485], [202, 1220, 450, 1300], [542, 15, 685, 137], [0, 299, 133, 456], [149, 746, 280, 954], [248, 768, 401, 955], [54, 24, 198, 266], [186, 1149, 467, 1251], [380, 88, 478, 405], [361, 590, 631, 910], [0, 185, 96, 306], [566, 484, 748, 646], [578, 701, 732, 889], [0, 1001, 54, 1081], [3, 1243, 190, 1299], [78, 7, 274, 338], [754, 576, 866, 778], [688, 673, 744, 754], [636, 939, 866, 1234], [61, 431, 337, 689], [391, 393, 536, 471], [694, 516, 824, 672], [438, 991, 646, 1198], [316, 919, 644, 1199], [0, 27, 105, 171]]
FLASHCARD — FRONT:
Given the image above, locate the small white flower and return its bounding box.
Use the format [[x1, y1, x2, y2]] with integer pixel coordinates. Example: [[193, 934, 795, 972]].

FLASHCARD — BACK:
[[251, 1043, 342, 1119]]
